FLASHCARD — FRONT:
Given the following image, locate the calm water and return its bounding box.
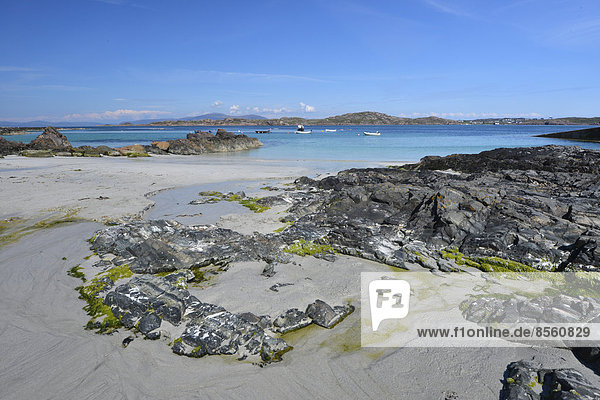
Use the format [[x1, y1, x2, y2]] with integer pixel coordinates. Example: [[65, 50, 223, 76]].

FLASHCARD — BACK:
[[4, 125, 600, 163]]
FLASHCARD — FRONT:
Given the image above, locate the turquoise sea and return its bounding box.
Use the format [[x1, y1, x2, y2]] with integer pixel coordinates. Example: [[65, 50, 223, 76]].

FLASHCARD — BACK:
[[4, 125, 600, 164]]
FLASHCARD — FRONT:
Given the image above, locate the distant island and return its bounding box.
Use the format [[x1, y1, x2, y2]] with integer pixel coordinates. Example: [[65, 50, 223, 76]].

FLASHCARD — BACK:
[[118, 111, 600, 127], [2, 112, 600, 130]]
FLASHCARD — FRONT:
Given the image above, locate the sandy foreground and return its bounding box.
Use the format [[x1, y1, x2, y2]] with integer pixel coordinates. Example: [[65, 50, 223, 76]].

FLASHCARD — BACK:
[[0, 154, 598, 400]]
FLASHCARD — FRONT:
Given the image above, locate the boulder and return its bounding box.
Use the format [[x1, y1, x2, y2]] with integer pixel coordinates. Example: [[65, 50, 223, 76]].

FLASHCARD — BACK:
[[29, 127, 71, 150], [118, 144, 146, 155], [167, 133, 262, 155], [500, 360, 600, 400], [0, 137, 26, 156], [138, 312, 161, 335], [20, 149, 54, 157], [215, 129, 236, 139], [187, 131, 213, 140], [151, 141, 170, 151], [272, 308, 312, 333], [305, 300, 354, 328]]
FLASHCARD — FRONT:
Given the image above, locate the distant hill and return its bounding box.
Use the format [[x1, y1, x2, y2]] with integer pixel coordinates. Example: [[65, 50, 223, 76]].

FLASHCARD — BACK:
[[178, 113, 266, 121], [3, 113, 600, 128], [126, 113, 267, 125], [141, 111, 458, 127], [313, 111, 412, 125]]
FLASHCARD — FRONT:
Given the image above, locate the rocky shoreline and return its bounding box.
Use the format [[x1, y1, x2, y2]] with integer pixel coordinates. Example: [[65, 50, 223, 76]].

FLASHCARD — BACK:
[[64, 145, 600, 397], [536, 126, 600, 143], [0, 126, 262, 157]]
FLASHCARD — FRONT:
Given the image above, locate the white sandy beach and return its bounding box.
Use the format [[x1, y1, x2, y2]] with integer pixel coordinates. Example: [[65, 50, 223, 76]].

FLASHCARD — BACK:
[[1, 154, 599, 400]]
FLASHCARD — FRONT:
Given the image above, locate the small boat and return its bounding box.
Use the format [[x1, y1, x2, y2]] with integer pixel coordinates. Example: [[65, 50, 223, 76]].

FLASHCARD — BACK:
[[295, 124, 312, 134], [325, 129, 337, 132], [364, 131, 381, 136], [255, 129, 271, 134]]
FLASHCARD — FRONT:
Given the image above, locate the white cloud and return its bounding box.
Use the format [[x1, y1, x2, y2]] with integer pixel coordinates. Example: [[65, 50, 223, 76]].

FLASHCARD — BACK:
[[264, 107, 290, 114], [300, 102, 316, 112], [62, 109, 171, 122], [212, 100, 223, 107], [229, 104, 240, 114], [113, 98, 127, 101]]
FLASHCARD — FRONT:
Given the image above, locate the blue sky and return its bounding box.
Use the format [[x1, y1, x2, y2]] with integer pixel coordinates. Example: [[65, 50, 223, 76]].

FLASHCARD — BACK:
[[1, 0, 599, 123]]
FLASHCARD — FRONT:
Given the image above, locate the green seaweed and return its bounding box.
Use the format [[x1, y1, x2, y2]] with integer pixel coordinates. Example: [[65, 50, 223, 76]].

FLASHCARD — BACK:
[[126, 152, 150, 158], [0, 211, 80, 248], [543, 272, 600, 298], [224, 194, 269, 213], [273, 222, 293, 233], [87, 233, 98, 244], [76, 265, 133, 333], [67, 265, 86, 282], [284, 239, 335, 257], [440, 247, 537, 272], [195, 191, 270, 213], [83, 251, 98, 260]]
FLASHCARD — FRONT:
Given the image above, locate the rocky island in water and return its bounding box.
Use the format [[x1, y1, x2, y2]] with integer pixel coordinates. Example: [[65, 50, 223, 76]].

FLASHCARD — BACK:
[[0, 126, 262, 157]]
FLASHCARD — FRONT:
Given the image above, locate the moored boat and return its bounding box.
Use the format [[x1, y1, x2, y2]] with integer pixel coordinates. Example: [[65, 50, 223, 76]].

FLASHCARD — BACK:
[[295, 124, 312, 134], [255, 129, 271, 133], [325, 129, 337, 132], [363, 131, 381, 136]]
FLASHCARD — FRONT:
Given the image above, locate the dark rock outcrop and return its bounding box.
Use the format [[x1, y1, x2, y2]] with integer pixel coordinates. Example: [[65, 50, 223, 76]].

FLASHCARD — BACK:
[[572, 347, 600, 375], [97, 271, 352, 363], [90, 220, 289, 273], [500, 360, 600, 399], [0, 136, 27, 156], [29, 126, 71, 150], [272, 308, 312, 333], [536, 127, 600, 143], [1, 126, 262, 157], [461, 294, 600, 325], [407, 145, 600, 174], [159, 130, 262, 155], [104, 274, 291, 361], [305, 300, 354, 328], [277, 146, 600, 271]]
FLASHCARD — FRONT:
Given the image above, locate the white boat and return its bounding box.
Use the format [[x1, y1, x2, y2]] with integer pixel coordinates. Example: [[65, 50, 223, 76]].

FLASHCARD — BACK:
[[325, 129, 337, 132], [363, 131, 381, 136], [295, 124, 311, 134]]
